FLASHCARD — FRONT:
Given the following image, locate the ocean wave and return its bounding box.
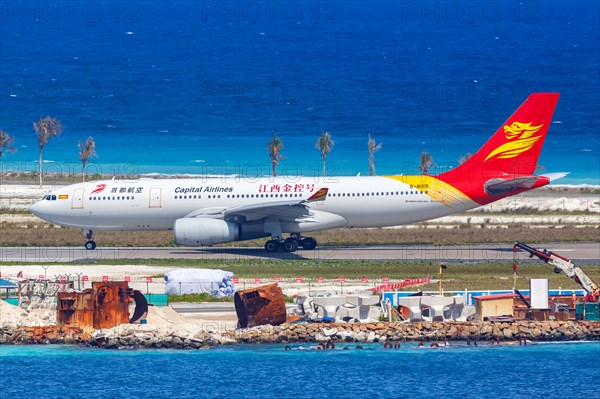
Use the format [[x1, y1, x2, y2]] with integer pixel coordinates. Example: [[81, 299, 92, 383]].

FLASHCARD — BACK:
[[550, 183, 600, 189]]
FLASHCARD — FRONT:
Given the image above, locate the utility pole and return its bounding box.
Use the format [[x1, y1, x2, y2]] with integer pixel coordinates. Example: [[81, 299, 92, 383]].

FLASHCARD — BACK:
[[439, 262, 447, 295], [75, 272, 83, 291], [42, 265, 50, 279]]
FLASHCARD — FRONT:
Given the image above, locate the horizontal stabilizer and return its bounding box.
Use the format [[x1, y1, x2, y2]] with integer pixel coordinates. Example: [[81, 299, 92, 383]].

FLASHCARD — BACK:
[[540, 172, 570, 182], [484, 175, 550, 196]]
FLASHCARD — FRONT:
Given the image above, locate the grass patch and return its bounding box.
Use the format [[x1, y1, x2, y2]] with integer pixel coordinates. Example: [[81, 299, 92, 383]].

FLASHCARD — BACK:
[[169, 293, 234, 303]]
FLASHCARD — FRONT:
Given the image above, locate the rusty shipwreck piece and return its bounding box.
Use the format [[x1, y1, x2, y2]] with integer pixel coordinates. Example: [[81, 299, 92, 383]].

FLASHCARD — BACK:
[[57, 282, 148, 329], [234, 283, 286, 328]]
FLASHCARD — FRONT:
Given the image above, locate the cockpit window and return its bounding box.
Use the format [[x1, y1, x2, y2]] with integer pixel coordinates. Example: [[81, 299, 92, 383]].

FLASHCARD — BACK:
[[44, 195, 57, 201]]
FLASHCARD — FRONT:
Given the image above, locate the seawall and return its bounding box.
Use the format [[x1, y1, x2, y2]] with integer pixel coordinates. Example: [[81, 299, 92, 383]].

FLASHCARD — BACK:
[[2, 321, 600, 349]]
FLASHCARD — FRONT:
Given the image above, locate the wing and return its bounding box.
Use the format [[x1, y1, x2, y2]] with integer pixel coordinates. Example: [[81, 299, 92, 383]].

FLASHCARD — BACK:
[[183, 188, 329, 223]]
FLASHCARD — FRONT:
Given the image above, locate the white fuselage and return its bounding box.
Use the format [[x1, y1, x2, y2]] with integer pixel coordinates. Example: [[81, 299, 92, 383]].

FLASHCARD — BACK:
[[30, 175, 477, 232]]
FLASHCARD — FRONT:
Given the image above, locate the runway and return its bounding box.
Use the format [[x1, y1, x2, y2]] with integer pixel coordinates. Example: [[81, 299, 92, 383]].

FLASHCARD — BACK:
[[1, 243, 598, 263]]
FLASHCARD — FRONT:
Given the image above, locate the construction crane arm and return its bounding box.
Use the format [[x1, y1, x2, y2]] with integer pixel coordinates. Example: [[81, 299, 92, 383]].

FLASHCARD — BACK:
[[513, 242, 600, 296]]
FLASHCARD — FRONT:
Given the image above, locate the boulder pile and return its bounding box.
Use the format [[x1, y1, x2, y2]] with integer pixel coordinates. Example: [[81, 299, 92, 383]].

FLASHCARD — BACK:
[[2, 320, 599, 348], [225, 320, 600, 344]]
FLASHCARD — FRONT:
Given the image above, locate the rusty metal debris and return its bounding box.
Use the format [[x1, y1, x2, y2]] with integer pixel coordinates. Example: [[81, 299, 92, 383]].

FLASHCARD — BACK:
[[57, 282, 148, 329], [234, 283, 286, 328]]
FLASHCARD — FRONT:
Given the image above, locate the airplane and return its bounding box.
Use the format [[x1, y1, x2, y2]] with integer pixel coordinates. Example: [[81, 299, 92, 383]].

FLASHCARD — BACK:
[[30, 93, 565, 253]]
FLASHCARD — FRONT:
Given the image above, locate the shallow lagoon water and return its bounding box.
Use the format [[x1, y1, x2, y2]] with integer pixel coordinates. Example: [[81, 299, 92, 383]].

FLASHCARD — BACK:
[[1, 342, 599, 399]]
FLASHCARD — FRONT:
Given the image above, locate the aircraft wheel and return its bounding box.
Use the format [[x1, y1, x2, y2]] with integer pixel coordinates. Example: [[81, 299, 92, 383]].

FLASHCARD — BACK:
[[300, 237, 317, 250], [265, 240, 280, 252], [85, 240, 97, 250], [283, 238, 299, 253]]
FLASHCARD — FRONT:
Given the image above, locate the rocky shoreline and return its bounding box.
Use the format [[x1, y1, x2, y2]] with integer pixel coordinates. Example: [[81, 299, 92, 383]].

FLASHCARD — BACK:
[[2, 321, 599, 349]]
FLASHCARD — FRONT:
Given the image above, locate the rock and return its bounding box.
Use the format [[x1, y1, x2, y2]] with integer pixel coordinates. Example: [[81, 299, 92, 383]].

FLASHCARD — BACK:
[[366, 331, 376, 343], [171, 336, 182, 347], [314, 333, 327, 342], [355, 331, 366, 342], [446, 325, 458, 337], [322, 327, 338, 337], [480, 324, 493, 335]]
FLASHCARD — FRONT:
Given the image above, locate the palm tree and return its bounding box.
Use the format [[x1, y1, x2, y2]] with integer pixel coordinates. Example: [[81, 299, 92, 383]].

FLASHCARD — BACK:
[[33, 116, 63, 188], [0, 130, 16, 158], [267, 132, 284, 177], [367, 133, 382, 176], [316, 131, 334, 177], [418, 151, 435, 175], [458, 152, 472, 165], [78, 136, 97, 182]]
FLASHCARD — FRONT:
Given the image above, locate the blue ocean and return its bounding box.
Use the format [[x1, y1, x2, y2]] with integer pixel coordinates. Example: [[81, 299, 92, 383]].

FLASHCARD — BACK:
[[0, 1, 598, 184], [1, 342, 599, 399]]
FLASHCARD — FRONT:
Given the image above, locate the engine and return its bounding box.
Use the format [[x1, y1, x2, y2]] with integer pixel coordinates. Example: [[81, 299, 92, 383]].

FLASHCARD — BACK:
[[174, 218, 267, 246]]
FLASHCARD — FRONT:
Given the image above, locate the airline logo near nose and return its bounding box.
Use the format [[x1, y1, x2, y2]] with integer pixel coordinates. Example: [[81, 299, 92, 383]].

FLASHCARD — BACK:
[[484, 122, 543, 162], [91, 184, 108, 195]]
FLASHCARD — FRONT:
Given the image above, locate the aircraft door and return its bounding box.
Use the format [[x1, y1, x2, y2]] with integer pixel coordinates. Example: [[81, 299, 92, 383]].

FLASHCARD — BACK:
[[71, 188, 85, 209], [149, 187, 162, 208]]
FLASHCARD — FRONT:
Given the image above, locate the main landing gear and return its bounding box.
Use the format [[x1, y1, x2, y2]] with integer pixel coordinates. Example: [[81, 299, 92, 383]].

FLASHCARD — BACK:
[[84, 229, 96, 250], [264, 234, 317, 253]]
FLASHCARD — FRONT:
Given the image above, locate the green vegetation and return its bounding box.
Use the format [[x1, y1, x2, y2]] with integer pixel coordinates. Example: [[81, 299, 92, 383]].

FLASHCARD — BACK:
[[316, 131, 334, 176], [168, 292, 296, 303], [267, 132, 284, 177], [169, 293, 234, 303]]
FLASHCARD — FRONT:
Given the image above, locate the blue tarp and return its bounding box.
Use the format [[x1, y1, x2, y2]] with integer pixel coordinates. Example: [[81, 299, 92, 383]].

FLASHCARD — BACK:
[[0, 278, 17, 289]]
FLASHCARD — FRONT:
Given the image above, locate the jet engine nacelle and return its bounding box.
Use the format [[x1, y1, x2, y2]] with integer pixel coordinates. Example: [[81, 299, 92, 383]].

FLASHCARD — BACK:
[[174, 218, 268, 246], [174, 218, 238, 245]]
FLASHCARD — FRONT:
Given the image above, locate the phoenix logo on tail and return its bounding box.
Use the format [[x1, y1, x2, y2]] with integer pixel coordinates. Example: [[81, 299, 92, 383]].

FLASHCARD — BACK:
[[485, 122, 544, 162]]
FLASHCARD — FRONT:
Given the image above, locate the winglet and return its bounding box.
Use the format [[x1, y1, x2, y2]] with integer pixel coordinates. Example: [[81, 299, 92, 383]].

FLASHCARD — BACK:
[[306, 188, 328, 202]]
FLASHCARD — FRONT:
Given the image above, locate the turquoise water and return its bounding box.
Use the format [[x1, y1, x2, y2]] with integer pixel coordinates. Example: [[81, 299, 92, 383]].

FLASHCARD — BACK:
[[0, 1, 598, 184], [1, 342, 599, 399]]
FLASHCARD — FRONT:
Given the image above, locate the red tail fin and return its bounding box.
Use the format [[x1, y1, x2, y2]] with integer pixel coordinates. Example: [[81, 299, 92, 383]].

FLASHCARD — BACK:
[[437, 93, 560, 203]]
